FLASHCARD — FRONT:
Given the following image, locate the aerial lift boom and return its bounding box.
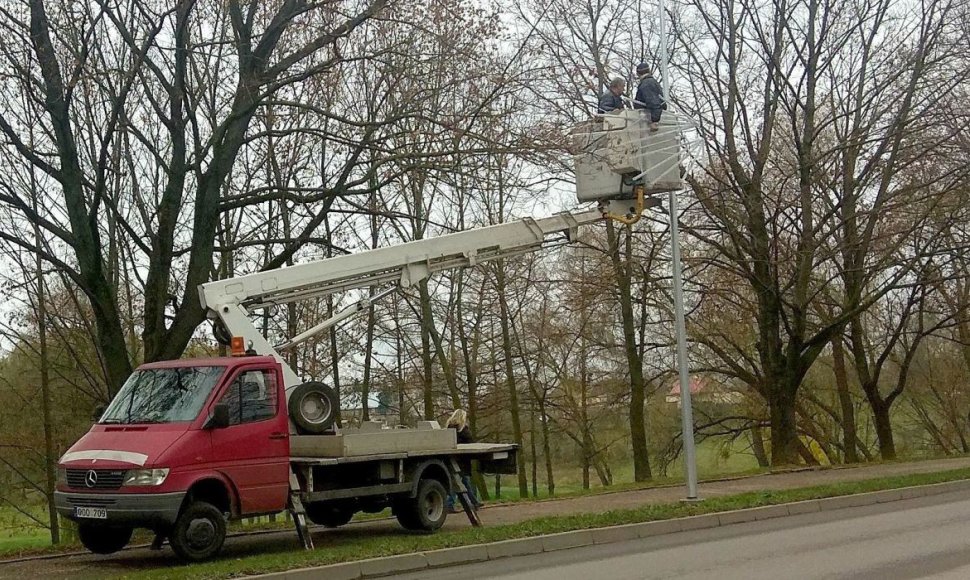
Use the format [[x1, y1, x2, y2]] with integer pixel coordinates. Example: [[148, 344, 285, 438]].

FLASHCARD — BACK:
[[198, 110, 684, 394], [198, 209, 603, 390]]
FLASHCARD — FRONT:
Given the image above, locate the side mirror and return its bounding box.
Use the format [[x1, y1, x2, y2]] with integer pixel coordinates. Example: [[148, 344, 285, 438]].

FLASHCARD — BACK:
[[205, 403, 230, 429], [92, 404, 106, 423]]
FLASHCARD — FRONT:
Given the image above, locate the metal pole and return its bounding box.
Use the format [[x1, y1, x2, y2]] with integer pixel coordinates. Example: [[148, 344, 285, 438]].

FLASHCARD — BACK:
[[658, 0, 698, 500], [668, 192, 698, 500]]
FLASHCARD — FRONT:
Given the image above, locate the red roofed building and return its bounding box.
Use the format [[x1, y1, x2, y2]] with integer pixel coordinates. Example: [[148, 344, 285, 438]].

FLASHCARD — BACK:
[[665, 376, 743, 407]]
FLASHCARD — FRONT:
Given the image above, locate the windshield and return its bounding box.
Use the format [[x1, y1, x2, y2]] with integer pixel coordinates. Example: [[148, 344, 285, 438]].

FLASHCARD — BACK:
[[100, 366, 225, 424]]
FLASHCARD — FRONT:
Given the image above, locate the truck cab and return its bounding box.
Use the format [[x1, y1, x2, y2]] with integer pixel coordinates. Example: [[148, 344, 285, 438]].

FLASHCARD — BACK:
[[55, 356, 290, 560]]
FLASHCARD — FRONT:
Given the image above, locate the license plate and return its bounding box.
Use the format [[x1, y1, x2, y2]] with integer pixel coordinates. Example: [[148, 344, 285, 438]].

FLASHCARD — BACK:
[[74, 507, 107, 519]]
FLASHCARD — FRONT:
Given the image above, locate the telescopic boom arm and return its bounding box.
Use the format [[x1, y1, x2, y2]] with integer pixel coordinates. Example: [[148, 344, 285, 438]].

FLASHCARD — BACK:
[[198, 209, 603, 389]]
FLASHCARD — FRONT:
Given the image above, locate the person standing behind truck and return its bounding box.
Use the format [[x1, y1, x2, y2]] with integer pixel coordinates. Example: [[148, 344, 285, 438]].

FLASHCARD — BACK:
[[633, 62, 665, 131], [597, 77, 627, 113], [445, 409, 481, 512]]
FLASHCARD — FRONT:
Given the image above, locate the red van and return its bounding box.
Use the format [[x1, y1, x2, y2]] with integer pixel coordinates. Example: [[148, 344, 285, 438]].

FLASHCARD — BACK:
[[55, 356, 516, 561]]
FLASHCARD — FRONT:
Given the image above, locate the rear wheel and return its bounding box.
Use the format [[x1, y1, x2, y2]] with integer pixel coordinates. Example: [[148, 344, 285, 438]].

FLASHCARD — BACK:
[[169, 501, 226, 562], [305, 502, 354, 528], [77, 523, 133, 554], [395, 479, 447, 532]]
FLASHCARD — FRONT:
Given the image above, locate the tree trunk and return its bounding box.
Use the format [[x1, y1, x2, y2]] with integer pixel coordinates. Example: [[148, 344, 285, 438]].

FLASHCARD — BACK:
[[750, 425, 769, 468], [33, 218, 59, 544], [768, 384, 801, 465], [427, 309, 461, 410], [394, 306, 407, 426], [418, 280, 436, 420], [361, 299, 376, 422], [594, 457, 613, 486], [324, 215, 342, 425], [530, 399, 539, 497], [539, 393, 555, 496], [457, 274, 487, 499], [581, 347, 591, 490], [796, 439, 821, 465], [871, 400, 897, 460], [495, 261, 529, 498], [830, 336, 859, 463], [606, 220, 651, 480]]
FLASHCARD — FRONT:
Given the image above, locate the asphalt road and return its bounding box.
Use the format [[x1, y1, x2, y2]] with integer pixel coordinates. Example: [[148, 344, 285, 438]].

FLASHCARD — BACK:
[[393, 491, 970, 580], [5, 457, 970, 579]]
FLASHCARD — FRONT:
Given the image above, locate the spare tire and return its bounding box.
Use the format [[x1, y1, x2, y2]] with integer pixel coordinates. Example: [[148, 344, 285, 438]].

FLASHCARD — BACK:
[[289, 381, 339, 434], [211, 321, 232, 346]]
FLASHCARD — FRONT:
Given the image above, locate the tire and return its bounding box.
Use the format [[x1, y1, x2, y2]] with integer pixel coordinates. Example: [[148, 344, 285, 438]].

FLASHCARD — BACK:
[[395, 479, 448, 532], [169, 501, 226, 562], [211, 320, 232, 346], [392, 500, 420, 530], [289, 382, 339, 434], [305, 502, 354, 528], [77, 523, 133, 555]]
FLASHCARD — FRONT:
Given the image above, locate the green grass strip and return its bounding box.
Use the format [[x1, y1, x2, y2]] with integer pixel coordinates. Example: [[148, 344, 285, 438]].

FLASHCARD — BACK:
[[121, 466, 970, 579]]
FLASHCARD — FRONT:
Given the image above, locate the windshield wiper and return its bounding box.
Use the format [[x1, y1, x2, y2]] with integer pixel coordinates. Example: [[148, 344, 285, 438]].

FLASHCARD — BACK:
[[99, 418, 124, 424]]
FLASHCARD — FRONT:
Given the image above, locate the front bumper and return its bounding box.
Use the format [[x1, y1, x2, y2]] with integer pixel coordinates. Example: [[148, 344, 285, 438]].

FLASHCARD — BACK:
[[54, 491, 186, 528]]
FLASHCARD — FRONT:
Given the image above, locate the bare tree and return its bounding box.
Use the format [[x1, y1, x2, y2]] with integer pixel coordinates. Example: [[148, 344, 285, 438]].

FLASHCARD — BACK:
[[675, 0, 967, 463]]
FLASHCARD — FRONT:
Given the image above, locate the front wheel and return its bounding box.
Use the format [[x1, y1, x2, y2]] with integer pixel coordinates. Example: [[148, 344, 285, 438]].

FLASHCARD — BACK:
[[169, 501, 226, 562], [395, 479, 448, 532], [78, 523, 133, 554]]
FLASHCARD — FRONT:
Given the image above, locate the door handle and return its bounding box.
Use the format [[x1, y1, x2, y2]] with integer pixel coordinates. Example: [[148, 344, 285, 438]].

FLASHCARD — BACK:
[[269, 432, 288, 440]]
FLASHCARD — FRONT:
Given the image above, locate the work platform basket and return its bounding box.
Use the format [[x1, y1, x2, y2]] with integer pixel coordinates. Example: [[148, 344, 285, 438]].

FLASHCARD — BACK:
[[572, 109, 685, 203]]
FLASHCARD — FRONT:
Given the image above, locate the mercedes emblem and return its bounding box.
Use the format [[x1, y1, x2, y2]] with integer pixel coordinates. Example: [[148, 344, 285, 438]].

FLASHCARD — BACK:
[[85, 470, 98, 488]]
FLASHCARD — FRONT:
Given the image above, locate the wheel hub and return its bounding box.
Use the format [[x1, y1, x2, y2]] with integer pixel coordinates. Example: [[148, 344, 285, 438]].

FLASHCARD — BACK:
[[186, 517, 216, 549], [425, 489, 443, 521], [301, 393, 331, 424]]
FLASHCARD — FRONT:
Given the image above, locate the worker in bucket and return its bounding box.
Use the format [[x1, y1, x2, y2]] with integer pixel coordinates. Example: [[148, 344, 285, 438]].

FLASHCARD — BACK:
[[445, 409, 482, 512], [633, 62, 665, 131], [597, 77, 627, 113]]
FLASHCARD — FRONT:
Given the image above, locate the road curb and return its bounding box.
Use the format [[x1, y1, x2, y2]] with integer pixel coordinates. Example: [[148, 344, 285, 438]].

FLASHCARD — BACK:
[[251, 478, 970, 580]]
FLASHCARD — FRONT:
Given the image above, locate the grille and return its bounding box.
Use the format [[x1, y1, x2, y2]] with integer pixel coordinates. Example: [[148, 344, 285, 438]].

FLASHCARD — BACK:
[[66, 496, 118, 508], [66, 469, 126, 490]]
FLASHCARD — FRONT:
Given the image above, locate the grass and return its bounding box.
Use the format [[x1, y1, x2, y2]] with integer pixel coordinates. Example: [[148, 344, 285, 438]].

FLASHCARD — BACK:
[[487, 437, 766, 503], [121, 465, 970, 580], [0, 437, 765, 559], [0, 504, 52, 555]]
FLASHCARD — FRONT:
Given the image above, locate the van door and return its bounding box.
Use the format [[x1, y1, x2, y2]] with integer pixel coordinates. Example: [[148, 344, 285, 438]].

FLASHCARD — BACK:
[[207, 365, 289, 514]]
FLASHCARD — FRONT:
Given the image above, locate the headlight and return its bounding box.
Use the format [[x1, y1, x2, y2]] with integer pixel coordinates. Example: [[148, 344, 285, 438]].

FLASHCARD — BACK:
[[56, 467, 67, 487], [123, 468, 170, 486]]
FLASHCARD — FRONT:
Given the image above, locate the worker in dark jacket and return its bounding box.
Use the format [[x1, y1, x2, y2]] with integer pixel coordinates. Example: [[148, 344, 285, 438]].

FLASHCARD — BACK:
[[633, 62, 664, 131], [597, 77, 627, 113], [445, 409, 481, 511]]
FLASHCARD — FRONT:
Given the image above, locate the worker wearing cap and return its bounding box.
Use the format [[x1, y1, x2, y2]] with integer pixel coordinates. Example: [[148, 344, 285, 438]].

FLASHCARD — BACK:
[[633, 63, 664, 131]]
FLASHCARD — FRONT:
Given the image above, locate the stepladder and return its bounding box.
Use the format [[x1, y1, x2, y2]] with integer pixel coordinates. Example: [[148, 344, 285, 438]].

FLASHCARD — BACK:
[[288, 468, 314, 550], [448, 457, 482, 527]]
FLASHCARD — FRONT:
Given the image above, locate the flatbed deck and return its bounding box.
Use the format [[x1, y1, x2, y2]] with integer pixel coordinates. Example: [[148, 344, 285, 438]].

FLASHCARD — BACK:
[[290, 442, 516, 466]]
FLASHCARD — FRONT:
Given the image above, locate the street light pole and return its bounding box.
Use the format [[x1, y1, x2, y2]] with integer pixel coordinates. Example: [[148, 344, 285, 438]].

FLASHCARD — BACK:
[[657, 0, 699, 500]]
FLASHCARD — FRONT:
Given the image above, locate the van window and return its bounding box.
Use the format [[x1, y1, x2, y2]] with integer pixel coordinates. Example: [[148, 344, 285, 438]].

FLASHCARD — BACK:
[[100, 366, 225, 424], [219, 370, 278, 425]]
